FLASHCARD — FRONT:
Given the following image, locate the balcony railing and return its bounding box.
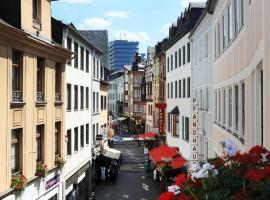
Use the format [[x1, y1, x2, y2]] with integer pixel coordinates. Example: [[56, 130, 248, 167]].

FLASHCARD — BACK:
[[12, 91, 23, 102], [36, 92, 45, 102], [55, 93, 61, 102]]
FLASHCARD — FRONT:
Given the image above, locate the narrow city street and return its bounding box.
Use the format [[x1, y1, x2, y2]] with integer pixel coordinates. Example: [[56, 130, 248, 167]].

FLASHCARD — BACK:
[[95, 141, 161, 200]]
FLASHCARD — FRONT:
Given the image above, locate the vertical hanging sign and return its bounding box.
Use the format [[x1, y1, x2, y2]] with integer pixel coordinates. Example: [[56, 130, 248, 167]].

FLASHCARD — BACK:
[[156, 103, 167, 135], [190, 98, 199, 165]]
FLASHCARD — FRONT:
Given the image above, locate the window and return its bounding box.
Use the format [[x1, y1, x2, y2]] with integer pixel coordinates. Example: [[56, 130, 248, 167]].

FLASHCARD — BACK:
[[37, 58, 45, 102], [67, 129, 72, 156], [167, 57, 169, 72], [96, 123, 99, 136], [36, 125, 44, 163], [187, 77, 190, 98], [86, 50, 89, 73], [183, 79, 186, 98], [215, 90, 218, 121], [11, 129, 21, 174], [168, 114, 171, 132], [97, 92, 99, 112], [80, 86, 84, 110], [218, 90, 221, 123], [67, 38, 72, 65], [205, 34, 208, 57], [179, 80, 181, 98], [175, 51, 177, 68], [80, 125, 84, 148], [67, 84, 71, 111], [93, 58, 96, 78], [74, 127, 78, 152], [97, 60, 99, 79], [228, 4, 233, 42], [172, 114, 179, 136], [93, 92, 96, 113], [101, 95, 104, 110], [104, 96, 107, 110], [33, 0, 41, 27], [12, 50, 23, 102], [171, 55, 173, 70], [234, 0, 239, 34], [74, 43, 78, 69], [223, 89, 226, 125], [217, 22, 221, 54], [55, 122, 61, 156], [167, 83, 170, 98], [86, 87, 89, 109], [175, 81, 178, 98], [228, 87, 232, 128], [93, 124, 95, 143], [235, 85, 239, 131], [222, 15, 226, 50], [187, 42, 190, 63], [55, 63, 62, 102], [80, 47, 84, 71], [74, 85, 78, 110], [182, 117, 189, 141], [171, 82, 173, 99], [178, 49, 181, 67], [182, 46, 186, 65], [242, 82, 245, 135], [86, 124, 89, 145]]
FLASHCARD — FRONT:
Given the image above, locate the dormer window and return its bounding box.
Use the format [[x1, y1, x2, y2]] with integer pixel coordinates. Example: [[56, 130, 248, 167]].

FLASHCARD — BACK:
[[33, 0, 41, 30]]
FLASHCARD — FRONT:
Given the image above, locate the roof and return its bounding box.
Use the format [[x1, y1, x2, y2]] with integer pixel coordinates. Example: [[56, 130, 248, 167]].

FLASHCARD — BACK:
[[149, 145, 179, 164], [80, 30, 109, 69], [169, 106, 179, 114]]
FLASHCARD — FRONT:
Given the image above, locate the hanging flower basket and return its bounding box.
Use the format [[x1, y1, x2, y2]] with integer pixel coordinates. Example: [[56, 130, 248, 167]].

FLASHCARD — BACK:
[[55, 156, 66, 169], [10, 174, 27, 192], [35, 162, 48, 178]]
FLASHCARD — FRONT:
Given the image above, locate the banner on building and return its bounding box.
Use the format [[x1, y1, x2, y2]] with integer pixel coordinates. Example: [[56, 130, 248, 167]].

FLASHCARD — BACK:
[[190, 98, 199, 165], [156, 103, 167, 135]]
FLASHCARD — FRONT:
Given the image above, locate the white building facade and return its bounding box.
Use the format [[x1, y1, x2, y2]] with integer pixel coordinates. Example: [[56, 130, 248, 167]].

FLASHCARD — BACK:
[[190, 10, 215, 161]]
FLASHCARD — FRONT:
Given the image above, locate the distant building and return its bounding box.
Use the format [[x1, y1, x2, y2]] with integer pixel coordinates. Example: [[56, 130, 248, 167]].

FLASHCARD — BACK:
[[109, 40, 139, 71]]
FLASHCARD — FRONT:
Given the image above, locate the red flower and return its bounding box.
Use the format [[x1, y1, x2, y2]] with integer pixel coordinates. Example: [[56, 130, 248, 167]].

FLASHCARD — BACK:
[[175, 174, 188, 188], [233, 152, 261, 165], [244, 168, 265, 182], [178, 193, 190, 200], [209, 157, 224, 168], [159, 192, 175, 200], [249, 145, 268, 154]]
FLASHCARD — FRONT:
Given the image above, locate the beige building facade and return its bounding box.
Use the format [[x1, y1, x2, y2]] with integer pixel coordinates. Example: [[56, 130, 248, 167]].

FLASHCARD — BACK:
[[0, 1, 71, 199], [212, 0, 270, 154], [99, 81, 109, 138]]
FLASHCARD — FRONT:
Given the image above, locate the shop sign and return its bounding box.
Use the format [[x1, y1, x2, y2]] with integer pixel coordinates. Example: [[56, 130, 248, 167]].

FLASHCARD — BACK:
[[156, 103, 167, 135], [46, 174, 60, 191], [190, 98, 199, 165]]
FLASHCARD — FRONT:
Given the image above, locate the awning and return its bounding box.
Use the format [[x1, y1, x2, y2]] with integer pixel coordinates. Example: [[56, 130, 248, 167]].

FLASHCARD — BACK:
[[139, 132, 157, 139], [157, 156, 186, 169], [117, 117, 127, 121], [149, 145, 179, 164], [101, 148, 122, 160], [169, 106, 179, 114]]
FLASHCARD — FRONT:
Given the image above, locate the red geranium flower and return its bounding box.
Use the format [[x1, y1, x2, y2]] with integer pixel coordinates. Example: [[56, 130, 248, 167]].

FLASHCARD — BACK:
[[244, 168, 265, 182], [159, 192, 175, 200], [249, 145, 268, 154], [175, 174, 188, 188], [233, 152, 261, 165], [209, 157, 224, 168], [178, 193, 190, 200]]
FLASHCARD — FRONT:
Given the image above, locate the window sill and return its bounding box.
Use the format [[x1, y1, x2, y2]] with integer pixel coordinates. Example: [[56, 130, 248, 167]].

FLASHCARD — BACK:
[[67, 110, 72, 112], [55, 101, 64, 106], [171, 134, 179, 138], [10, 102, 26, 108], [36, 101, 47, 107], [74, 109, 78, 111]]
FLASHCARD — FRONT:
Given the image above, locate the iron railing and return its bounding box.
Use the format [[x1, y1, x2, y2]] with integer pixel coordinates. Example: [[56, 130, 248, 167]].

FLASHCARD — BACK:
[[36, 92, 45, 102], [12, 91, 23, 102], [55, 93, 61, 102]]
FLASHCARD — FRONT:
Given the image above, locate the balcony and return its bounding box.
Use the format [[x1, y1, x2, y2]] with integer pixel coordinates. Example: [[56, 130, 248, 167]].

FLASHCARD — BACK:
[[12, 91, 23, 102], [55, 93, 61, 102], [36, 92, 45, 102]]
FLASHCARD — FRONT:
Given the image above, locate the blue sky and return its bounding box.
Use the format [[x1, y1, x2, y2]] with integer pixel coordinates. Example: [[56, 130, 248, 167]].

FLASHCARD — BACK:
[[52, 0, 205, 53]]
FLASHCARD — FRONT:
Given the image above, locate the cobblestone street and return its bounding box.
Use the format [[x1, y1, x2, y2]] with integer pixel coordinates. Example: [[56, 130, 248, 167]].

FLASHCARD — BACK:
[[95, 141, 162, 200]]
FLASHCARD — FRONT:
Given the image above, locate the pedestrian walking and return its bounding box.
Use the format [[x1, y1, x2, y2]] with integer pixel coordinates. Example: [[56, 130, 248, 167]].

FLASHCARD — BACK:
[[100, 166, 106, 184]]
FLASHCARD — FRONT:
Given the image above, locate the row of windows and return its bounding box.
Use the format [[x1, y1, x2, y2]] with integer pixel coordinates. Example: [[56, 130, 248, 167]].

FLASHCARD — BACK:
[[66, 124, 90, 156], [214, 0, 244, 58], [194, 33, 209, 65], [67, 84, 89, 111], [108, 93, 123, 101], [167, 42, 190, 72], [167, 114, 189, 141], [67, 37, 104, 80], [11, 122, 61, 174], [214, 81, 245, 143], [167, 78, 191, 99]]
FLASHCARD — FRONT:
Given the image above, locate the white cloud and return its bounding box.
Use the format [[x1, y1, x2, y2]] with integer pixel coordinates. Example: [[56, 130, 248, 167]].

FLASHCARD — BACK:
[[81, 17, 111, 29], [160, 23, 171, 35], [62, 0, 93, 3], [180, 0, 206, 7], [112, 30, 150, 42], [105, 11, 129, 18]]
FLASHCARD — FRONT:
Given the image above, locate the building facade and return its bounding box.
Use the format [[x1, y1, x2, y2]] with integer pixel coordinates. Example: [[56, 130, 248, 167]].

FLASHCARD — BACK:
[[0, 1, 71, 199], [212, 0, 270, 154], [109, 40, 139, 71], [165, 3, 205, 159], [99, 80, 109, 139], [190, 5, 215, 161]]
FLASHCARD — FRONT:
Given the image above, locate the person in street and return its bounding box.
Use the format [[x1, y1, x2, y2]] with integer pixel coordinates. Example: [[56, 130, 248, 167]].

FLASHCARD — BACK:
[[100, 166, 106, 184], [144, 160, 151, 177]]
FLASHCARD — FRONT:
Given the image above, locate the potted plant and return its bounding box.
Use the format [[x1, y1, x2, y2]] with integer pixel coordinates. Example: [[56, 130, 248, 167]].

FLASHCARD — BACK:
[[35, 162, 48, 178], [55, 156, 66, 170], [10, 174, 27, 192]]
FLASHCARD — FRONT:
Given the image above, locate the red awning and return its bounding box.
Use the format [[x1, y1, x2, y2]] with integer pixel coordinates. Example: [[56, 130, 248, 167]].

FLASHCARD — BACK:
[[157, 156, 186, 169], [149, 145, 179, 164], [139, 132, 157, 139]]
